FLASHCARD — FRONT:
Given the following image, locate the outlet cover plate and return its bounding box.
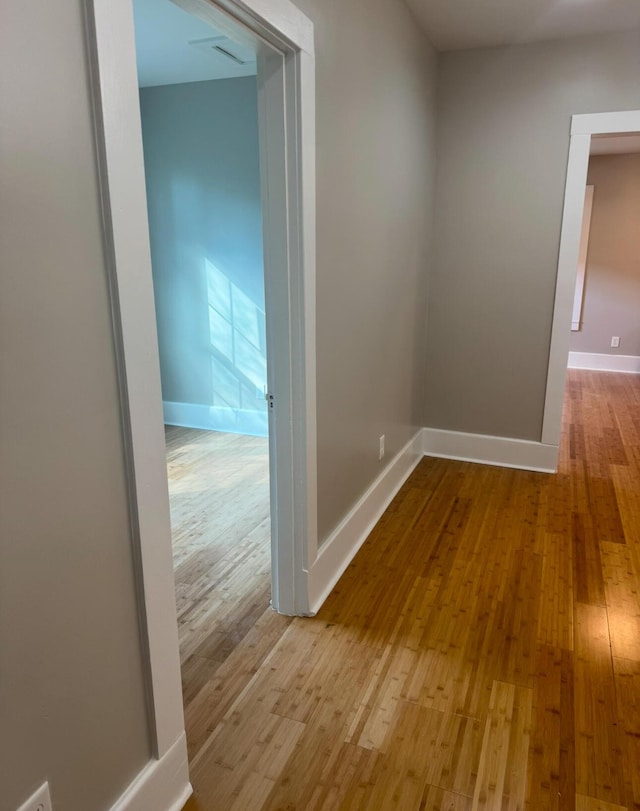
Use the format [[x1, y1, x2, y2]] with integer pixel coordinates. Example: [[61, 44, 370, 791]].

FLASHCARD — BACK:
[[16, 782, 52, 811]]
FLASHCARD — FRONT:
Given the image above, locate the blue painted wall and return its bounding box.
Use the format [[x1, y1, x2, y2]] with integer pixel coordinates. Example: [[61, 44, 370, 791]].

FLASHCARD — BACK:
[[139, 76, 267, 436]]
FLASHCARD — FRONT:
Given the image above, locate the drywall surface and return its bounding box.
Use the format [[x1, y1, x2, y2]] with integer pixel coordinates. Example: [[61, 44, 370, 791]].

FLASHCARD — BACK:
[[140, 77, 268, 436], [570, 153, 640, 356], [426, 31, 640, 440], [291, 0, 438, 542], [0, 2, 151, 810]]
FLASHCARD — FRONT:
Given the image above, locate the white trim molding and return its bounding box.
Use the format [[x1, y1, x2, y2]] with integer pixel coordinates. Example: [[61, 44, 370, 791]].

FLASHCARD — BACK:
[[85, 0, 186, 761], [542, 109, 640, 447], [541, 129, 591, 446], [306, 431, 424, 614], [568, 352, 640, 373], [109, 734, 191, 811], [571, 110, 640, 136], [571, 184, 594, 332], [196, 0, 314, 53], [423, 428, 558, 474]]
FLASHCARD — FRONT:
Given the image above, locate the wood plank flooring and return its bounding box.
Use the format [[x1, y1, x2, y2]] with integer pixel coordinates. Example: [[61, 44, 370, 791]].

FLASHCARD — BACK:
[[166, 425, 274, 721], [175, 371, 640, 810]]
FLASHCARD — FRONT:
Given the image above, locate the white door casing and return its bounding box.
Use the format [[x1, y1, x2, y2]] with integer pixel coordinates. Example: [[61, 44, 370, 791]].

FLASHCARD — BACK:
[[542, 110, 640, 448], [570, 184, 594, 332], [84, 0, 317, 784]]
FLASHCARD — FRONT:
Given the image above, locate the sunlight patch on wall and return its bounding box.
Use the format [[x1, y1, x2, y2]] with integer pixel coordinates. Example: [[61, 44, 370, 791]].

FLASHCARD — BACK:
[[207, 259, 267, 415]]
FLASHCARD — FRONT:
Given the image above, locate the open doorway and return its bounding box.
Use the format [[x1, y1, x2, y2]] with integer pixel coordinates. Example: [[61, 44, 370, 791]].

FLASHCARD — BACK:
[[131, 0, 273, 721], [542, 110, 640, 455], [85, 0, 316, 788], [557, 129, 640, 478], [567, 134, 640, 374]]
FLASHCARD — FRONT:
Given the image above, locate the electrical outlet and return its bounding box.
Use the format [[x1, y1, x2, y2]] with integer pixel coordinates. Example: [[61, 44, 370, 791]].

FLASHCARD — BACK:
[[611, 336, 620, 348], [16, 782, 52, 811], [379, 435, 385, 461]]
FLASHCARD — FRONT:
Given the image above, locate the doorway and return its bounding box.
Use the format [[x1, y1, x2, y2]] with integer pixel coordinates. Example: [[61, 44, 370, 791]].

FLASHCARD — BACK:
[[85, 0, 317, 794], [542, 109, 640, 452], [566, 135, 640, 374], [132, 0, 274, 723]]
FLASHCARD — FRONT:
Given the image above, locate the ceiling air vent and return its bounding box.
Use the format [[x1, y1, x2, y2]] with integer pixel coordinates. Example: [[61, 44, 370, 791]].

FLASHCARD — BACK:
[[188, 36, 255, 67], [213, 44, 246, 65]]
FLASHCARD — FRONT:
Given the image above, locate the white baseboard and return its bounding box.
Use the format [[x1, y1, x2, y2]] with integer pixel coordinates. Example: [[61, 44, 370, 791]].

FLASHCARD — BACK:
[[307, 430, 424, 614], [163, 400, 268, 437], [109, 734, 191, 811], [568, 351, 640, 373], [422, 428, 558, 474]]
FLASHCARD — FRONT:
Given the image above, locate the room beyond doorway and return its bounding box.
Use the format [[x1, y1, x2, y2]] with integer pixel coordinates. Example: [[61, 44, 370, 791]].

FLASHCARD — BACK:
[[134, 0, 269, 441], [132, 0, 275, 699]]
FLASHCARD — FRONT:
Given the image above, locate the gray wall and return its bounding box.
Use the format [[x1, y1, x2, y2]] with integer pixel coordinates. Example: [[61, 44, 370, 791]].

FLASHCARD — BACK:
[[288, 0, 438, 541], [425, 31, 640, 441], [140, 78, 268, 435], [570, 153, 640, 357], [0, 0, 437, 805], [0, 2, 151, 810]]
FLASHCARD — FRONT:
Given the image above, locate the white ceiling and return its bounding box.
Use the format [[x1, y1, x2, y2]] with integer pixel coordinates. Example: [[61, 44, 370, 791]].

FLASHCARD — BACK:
[[133, 0, 256, 88], [405, 0, 640, 51], [590, 133, 640, 155]]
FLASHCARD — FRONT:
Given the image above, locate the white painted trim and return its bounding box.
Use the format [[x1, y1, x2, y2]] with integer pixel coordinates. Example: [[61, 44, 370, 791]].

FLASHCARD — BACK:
[[570, 184, 594, 332], [306, 431, 424, 614], [85, 0, 317, 798], [423, 428, 558, 473], [109, 734, 191, 811], [568, 352, 640, 373], [253, 42, 317, 614], [181, 0, 314, 54], [571, 110, 640, 136], [16, 783, 52, 811], [85, 0, 186, 760], [163, 401, 268, 437], [297, 47, 319, 581], [543, 109, 640, 446], [541, 131, 591, 446]]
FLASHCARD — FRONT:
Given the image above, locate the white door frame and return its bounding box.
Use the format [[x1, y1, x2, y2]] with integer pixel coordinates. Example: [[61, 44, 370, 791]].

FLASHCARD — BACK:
[[542, 109, 640, 449], [84, 0, 317, 781]]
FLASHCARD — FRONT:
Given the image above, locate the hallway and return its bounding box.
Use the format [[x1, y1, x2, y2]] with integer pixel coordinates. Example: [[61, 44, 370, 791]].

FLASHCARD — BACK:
[[181, 370, 640, 810]]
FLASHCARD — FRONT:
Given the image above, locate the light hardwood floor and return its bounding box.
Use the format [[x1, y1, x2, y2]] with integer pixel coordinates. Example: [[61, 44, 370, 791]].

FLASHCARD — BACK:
[[166, 426, 275, 712], [174, 370, 640, 810]]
